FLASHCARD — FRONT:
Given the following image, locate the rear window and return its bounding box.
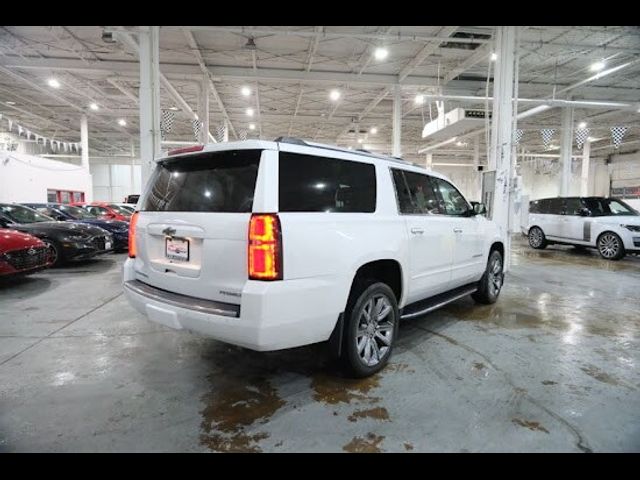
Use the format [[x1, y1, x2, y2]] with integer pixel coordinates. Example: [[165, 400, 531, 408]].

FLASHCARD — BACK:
[[142, 150, 261, 212], [279, 152, 376, 213]]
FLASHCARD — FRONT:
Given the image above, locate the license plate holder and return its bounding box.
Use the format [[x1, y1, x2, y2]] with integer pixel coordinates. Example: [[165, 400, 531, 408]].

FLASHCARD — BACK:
[[165, 237, 189, 262]]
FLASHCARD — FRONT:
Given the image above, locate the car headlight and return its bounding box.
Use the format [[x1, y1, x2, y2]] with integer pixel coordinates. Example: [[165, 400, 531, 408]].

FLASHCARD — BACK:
[[621, 224, 640, 232]]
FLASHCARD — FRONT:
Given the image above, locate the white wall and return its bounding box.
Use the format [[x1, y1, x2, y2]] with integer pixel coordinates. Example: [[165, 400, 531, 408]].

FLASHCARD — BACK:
[[90, 163, 141, 202], [0, 151, 92, 203], [430, 166, 482, 202]]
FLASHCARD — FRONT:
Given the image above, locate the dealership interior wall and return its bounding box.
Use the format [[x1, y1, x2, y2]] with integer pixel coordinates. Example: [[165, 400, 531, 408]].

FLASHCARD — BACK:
[[1, 26, 639, 453]]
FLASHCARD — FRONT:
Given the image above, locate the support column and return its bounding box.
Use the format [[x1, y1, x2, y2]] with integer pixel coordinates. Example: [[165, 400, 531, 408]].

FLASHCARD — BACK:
[[560, 107, 574, 196], [473, 135, 481, 200], [130, 139, 136, 197], [392, 85, 402, 157], [199, 73, 210, 144], [580, 139, 591, 196], [80, 114, 89, 171], [426, 153, 433, 169], [488, 26, 518, 271], [138, 26, 161, 187]]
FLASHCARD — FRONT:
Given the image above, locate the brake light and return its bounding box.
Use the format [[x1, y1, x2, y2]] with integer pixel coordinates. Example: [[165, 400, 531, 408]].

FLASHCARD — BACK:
[[128, 211, 139, 258], [167, 145, 205, 156], [248, 214, 282, 281]]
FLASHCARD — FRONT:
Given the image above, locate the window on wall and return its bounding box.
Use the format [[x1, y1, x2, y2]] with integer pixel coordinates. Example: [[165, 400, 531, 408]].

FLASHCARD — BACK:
[[46, 189, 85, 204]]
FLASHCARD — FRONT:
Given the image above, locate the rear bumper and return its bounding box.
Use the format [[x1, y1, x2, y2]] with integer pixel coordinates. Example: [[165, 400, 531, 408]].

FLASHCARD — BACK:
[[123, 258, 345, 351]]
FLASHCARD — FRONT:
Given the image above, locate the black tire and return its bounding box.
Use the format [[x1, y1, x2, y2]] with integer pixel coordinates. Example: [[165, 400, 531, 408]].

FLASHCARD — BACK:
[[42, 239, 64, 267], [597, 232, 625, 261], [528, 226, 547, 249], [472, 249, 504, 305], [341, 281, 399, 378]]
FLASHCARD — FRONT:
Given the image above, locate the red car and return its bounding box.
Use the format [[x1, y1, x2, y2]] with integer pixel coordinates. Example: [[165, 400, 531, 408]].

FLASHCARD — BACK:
[[71, 202, 132, 222], [0, 229, 52, 277]]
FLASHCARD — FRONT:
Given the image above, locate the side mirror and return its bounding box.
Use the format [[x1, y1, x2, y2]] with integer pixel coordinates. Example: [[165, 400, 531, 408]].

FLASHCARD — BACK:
[[472, 202, 487, 216]]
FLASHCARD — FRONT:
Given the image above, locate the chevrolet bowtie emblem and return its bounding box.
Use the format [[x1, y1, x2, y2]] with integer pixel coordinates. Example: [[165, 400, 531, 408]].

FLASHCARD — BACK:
[[163, 227, 176, 236]]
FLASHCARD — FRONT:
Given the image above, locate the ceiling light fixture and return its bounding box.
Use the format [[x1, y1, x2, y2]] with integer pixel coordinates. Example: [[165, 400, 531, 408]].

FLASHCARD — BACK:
[[169, 106, 179, 111], [414, 94, 425, 105], [249, 123, 256, 130], [89, 103, 99, 111], [578, 121, 587, 129], [241, 86, 251, 97], [329, 89, 341, 101], [246, 108, 254, 117], [374, 47, 388, 61], [590, 60, 605, 72], [6, 101, 16, 105], [357, 138, 363, 144], [118, 119, 127, 127], [370, 127, 378, 135], [490, 53, 498, 61], [47, 78, 61, 89]]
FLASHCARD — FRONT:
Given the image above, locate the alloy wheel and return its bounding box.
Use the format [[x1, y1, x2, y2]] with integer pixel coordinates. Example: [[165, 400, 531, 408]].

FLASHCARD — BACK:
[[44, 241, 58, 265], [529, 228, 543, 248], [488, 255, 503, 297], [355, 294, 394, 367], [598, 234, 620, 259]]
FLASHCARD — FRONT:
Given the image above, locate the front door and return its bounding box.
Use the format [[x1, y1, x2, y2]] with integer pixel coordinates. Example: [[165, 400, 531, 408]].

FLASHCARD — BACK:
[[431, 177, 485, 287], [390, 169, 455, 303]]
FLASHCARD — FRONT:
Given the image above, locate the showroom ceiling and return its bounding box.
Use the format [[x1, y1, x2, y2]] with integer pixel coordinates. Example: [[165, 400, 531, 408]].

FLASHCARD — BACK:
[[0, 26, 639, 163]]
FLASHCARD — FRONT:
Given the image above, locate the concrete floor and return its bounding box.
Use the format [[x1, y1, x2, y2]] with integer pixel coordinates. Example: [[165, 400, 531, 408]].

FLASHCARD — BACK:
[[1, 240, 639, 452]]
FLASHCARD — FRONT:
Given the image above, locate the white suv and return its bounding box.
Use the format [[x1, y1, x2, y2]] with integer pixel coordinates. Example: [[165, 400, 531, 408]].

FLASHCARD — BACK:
[[527, 196, 640, 260], [123, 138, 504, 377]]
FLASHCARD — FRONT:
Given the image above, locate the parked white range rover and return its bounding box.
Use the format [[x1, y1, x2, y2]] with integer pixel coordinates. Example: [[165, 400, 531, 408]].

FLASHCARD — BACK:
[[527, 196, 640, 260], [123, 138, 504, 377]]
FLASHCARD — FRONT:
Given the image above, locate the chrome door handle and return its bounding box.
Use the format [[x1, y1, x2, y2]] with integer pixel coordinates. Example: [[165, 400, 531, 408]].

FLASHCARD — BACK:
[[453, 228, 463, 233], [411, 227, 425, 234]]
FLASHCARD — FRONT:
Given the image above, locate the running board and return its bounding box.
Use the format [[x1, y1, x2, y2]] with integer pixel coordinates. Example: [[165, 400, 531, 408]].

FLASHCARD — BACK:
[[400, 284, 478, 320]]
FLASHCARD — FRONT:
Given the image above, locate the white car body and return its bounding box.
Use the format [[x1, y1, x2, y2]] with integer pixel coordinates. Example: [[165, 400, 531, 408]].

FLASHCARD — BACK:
[[123, 139, 503, 352], [527, 197, 640, 256]]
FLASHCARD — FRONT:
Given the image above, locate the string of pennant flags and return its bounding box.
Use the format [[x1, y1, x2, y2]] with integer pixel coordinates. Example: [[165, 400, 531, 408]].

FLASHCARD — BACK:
[[0, 113, 81, 153], [514, 125, 631, 150]]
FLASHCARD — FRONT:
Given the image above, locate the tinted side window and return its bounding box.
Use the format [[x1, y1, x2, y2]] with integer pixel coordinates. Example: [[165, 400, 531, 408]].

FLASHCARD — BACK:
[[431, 177, 471, 216], [391, 169, 442, 215], [547, 198, 563, 215], [279, 153, 376, 213], [564, 198, 583, 215], [530, 200, 541, 214]]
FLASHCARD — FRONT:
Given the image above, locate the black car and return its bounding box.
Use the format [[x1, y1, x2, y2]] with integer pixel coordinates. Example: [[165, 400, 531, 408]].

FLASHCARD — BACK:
[[0, 203, 114, 266], [24, 203, 129, 252]]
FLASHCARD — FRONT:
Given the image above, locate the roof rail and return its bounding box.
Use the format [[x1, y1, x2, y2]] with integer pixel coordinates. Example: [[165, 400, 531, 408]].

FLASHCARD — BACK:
[[274, 136, 412, 165], [273, 136, 307, 146]]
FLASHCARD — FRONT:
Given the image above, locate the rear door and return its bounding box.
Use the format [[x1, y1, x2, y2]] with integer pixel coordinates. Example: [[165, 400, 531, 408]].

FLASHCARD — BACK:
[[561, 197, 589, 243], [133, 148, 271, 304], [391, 169, 455, 303], [539, 198, 563, 238]]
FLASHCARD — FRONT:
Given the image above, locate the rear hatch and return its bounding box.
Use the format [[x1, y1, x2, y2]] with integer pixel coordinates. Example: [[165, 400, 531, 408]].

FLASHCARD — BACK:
[[133, 148, 265, 304]]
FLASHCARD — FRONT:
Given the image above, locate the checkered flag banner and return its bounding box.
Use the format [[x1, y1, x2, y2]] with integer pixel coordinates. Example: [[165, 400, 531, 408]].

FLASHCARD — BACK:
[[215, 124, 226, 142], [610, 126, 627, 149], [192, 119, 202, 142], [160, 110, 175, 140], [575, 127, 590, 149], [540, 129, 555, 149], [239, 129, 247, 141], [514, 129, 524, 145]]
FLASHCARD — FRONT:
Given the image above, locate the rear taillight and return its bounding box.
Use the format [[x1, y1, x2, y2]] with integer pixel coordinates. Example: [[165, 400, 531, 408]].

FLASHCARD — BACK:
[[128, 211, 139, 258], [248, 213, 282, 281]]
